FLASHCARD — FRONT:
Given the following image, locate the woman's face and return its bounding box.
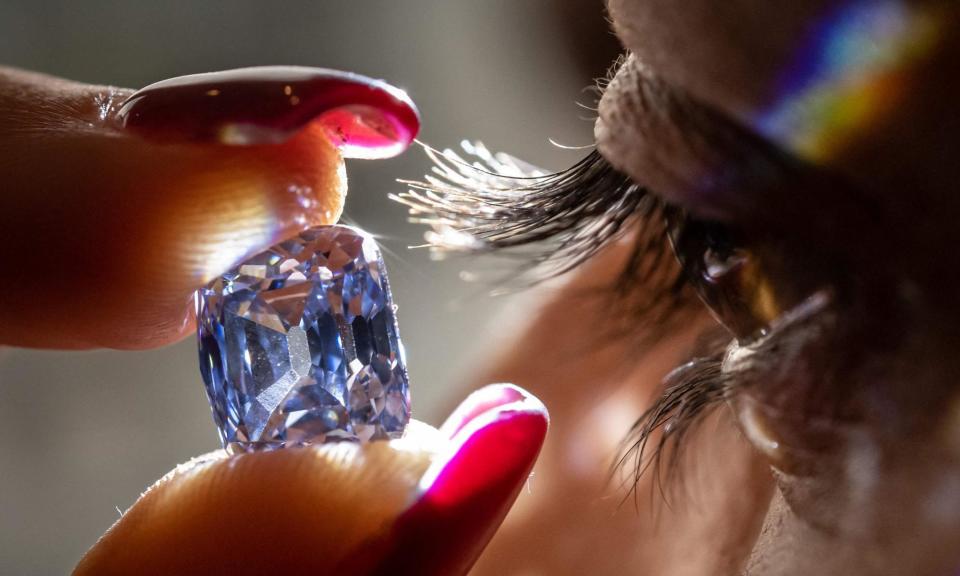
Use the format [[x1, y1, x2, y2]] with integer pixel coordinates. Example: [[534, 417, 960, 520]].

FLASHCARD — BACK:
[[596, 0, 960, 573]]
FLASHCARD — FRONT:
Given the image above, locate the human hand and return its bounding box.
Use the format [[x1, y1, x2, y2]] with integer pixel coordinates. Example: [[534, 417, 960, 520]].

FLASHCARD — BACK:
[[74, 383, 547, 575], [0, 66, 547, 575]]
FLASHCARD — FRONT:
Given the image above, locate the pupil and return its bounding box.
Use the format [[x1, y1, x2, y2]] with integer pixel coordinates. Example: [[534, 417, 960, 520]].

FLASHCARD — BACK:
[[702, 224, 749, 279], [666, 214, 768, 341]]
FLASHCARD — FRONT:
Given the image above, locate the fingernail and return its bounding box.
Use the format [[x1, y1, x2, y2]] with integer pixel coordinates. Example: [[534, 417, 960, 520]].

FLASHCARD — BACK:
[[115, 66, 420, 159], [372, 384, 549, 576]]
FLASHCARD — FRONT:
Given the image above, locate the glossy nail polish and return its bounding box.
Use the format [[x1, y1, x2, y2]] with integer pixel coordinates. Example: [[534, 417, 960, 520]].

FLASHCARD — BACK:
[[116, 66, 420, 159], [372, 384, 549, 576]]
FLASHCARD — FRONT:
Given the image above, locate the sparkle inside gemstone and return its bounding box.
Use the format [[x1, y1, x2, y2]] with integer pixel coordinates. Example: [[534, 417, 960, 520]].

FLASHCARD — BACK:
[[196, 225, 410, 450]]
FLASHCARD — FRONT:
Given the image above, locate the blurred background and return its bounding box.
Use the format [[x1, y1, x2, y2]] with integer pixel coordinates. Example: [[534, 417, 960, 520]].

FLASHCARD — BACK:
[[0, 1, 618, 573]]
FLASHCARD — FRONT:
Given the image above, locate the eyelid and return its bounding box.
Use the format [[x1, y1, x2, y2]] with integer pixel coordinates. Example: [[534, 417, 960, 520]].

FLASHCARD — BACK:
[[595, 54, 885, 268]]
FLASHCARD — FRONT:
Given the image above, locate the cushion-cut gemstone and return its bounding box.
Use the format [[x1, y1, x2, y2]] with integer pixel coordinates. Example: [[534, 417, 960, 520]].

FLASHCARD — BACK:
[[196, 225, 410, 451]]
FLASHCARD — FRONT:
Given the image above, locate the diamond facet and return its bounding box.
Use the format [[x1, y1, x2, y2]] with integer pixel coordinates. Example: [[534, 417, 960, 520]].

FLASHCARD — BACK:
[[196, 225, 410, 450]]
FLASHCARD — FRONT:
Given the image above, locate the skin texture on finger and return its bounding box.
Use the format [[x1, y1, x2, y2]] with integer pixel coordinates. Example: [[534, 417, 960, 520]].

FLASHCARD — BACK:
[[74, 423, 439, 576], [462, 238, 774, 575], [0, 67, 346, 349], [75, 388, 548, 576]]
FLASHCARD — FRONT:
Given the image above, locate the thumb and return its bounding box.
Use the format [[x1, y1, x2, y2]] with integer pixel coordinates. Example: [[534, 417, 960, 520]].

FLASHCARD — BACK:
[[73, 384, 548, 576]]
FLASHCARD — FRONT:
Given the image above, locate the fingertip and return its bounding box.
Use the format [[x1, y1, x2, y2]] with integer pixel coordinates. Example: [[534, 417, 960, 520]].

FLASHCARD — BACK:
[[75, 387, 549, 576], [1, 105, 347, 349], [1, 66, 353, 350], [373, 385, 549, 576], [74, 441, 432, 576]]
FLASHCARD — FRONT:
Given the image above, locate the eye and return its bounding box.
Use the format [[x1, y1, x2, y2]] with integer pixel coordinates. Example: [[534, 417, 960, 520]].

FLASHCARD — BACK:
[[665, 209, 826, 343]]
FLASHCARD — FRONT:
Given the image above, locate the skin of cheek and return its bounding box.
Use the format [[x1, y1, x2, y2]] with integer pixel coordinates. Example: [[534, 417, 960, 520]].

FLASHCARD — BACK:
[[724, 305, 960, 575], [453, 237, 774, 575]]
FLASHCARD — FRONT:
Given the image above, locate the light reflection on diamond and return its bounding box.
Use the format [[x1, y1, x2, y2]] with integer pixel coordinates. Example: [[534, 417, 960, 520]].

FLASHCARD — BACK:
[[197, 225, 410, 451]]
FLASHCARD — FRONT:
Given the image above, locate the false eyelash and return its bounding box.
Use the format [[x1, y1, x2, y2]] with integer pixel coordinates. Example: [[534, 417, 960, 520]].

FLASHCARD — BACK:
[[614, 350, 731, 505], [394, 139, 724, 497], [393, 142, 696, 334], [391, 55, 633, 275], [395, 143, 649, 276]]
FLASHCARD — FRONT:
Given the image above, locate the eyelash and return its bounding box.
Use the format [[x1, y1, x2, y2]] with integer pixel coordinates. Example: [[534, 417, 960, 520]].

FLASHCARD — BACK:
[[394, 142, 730, 492], [395, 144, 696, 330], [396, 145, 648, 273], [615, 353, 728, 502]]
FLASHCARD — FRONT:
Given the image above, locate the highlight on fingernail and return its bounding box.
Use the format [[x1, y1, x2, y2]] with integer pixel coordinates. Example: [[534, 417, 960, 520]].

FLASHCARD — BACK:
[[372, 384, 548, 576], [115, 66, 420, 159], [421, 383, 547, 495], [438, 383, 529, 439]]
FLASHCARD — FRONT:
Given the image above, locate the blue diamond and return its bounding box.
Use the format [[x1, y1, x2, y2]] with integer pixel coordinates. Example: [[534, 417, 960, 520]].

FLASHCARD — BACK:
[[196, 225, 410, 450]]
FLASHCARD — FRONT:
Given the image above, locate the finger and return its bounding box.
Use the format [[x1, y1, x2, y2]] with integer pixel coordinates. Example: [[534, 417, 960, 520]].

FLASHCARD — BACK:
[[74, 384, 548, 576], [382, 384, 548, 575], [0, 66, 418, 350]]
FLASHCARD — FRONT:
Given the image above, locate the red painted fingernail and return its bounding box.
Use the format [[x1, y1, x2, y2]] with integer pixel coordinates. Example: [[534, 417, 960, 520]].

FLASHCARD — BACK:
[[115, 66, 420, 159], [372, 384, 549, 576], [438, 384, 527, 438]]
